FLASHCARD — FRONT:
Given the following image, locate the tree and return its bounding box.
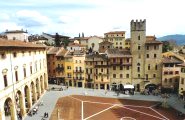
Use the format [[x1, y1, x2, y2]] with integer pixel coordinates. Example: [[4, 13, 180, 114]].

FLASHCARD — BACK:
[[162, 41, 173, 53], [54, 33, 61, 47]]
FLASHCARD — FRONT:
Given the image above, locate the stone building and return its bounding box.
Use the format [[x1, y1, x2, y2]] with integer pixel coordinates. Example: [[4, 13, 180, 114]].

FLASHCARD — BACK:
[[99, 41, 113, 53], [85, 53, 110, 89], [179, 63, 185, 98], [105, 49, 132, 90], [5, 29, 29, 42], [87, 36, 104, 52], [47, 47, 62, 84], [0, 39, 48, 120], [130, 20, 163, 91], [104, 31, 126, 49], [162, 56, 183, 92]]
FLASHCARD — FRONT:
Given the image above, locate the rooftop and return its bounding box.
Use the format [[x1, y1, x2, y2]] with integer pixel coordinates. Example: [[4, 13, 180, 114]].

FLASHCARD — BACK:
[[162, 56, 183, 64], [47, 47, 61, 54], [5, 30, 28, 34], [106, 48, 131, 58], [104, 31, 125, 35], [0, 39, 45, 48]]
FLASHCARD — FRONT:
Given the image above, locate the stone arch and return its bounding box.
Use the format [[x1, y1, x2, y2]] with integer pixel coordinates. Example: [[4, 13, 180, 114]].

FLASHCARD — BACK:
[[36, 78, 41, 99], [24, 85, 31, 112], [145, 83, 157, 93], [40, 75, 44, 93], [31, 81, 37, 104], [4, 97, 15, 120], [15, 90, 25, 118]]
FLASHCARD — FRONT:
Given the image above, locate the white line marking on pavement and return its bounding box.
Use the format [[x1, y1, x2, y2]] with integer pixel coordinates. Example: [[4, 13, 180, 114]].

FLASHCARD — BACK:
[[68, 96, 83, 102], [84, 105, 116, 120], [149, 103, 161, 108], [123, 104, 150, 108], [117, 105, 165, 120], [150, 108, 169, 120], [120, 117, 136, 120], [82, 101, 84, 120]]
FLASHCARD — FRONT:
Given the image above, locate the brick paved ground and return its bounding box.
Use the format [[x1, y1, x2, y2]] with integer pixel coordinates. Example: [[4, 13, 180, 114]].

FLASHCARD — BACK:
[[24, 84, 185, 120]]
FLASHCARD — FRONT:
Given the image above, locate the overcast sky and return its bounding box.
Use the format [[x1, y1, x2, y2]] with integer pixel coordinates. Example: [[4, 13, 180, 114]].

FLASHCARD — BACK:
[[0, 0, 184, 38]]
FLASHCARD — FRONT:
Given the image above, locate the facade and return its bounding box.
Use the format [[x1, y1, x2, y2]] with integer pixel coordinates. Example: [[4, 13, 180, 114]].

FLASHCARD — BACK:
[[162, 56, 183, 92], [88, 36, 104, 52], [5, 29, 29, 42], [64, 51, 74, 87], [179, 64, 185, 97], [47, 47, 62, 84], [106, 49, 132, 90], [0, 39, 48, 120], [130, 20, 163, 91], [72, 51, 86, 88], [55, 48, 67, 85], [104, 31, 126, 49], [85, 53, 110, 89], [99, 41, 113, 53], [125, 38, 131, 49], [67, 43, 86, 52]]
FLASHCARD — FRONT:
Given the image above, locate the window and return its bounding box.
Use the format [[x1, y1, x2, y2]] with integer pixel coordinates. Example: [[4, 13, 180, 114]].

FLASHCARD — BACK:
[[155, 65, 158, 70], [76, 60, 77, 63], [113, 66, 116, 70], [13, 52, 17, 58], [120, 74, 123, 78], [146, 46, 149, 50], [126, 66, 129, 70], [148, 64, 150, 70], [181, 78, 184, 84], [101, 61, 103, 65], [116, 42, 118, 45], [0, 52, 6, 59], [101, 68, 103, 72], [169, 79, 172, 83], [175, 71, 179, 74], [79, 60, 81, 63], [137, 67, 140, 72], [67, 66, 71, 69], [138, 74, 140, 78], [138, 45, 141, 50], [113, 74, 116, 78], [154, 54, 157, 58], [147, 54, 149, 58], [15, 71, 18, 82], [22, 51, 25, 56], [30, 65, 32, 74], [127, 58, 129, 63], [120, 66, 123, 70], [164, 78, 167, 83], [153, 74, 156, 78], [146, 74, 148, 80], [86, 68, 88, 73], [113, 58, 116, 63], [138, 35, 140, 40], [23, 67, 26, 78], [126, 74, 129, 78], [96, 69, 98, 74], [4, 75, 8, 87], [154, 46, 157, 50], [120, 42, 122, 45]]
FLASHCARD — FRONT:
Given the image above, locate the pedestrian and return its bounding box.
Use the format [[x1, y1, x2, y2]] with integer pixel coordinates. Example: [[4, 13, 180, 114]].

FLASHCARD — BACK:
[[47, 112, 49, 117], [44, 112, 46, 117]]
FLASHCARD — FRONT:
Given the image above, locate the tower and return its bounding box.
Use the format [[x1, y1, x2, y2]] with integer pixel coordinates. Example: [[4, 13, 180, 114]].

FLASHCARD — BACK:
[[130, 19, 146, 91]]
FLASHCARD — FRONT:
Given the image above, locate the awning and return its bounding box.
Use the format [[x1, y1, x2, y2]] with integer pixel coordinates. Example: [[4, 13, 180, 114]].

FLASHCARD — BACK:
[[124, 84, 134, 89]]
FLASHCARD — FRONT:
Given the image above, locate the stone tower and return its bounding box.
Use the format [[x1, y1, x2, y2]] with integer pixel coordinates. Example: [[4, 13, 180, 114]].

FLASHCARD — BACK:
[[130, 19, 146, 91]]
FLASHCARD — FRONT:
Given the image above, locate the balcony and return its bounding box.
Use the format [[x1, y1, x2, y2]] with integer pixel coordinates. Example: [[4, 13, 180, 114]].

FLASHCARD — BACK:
[[56, 66, 64, 72], [110, 62, 132, 66], [74, 77, 84, 80], [94, 64, 109, 68], [73, 70, 84, 73]]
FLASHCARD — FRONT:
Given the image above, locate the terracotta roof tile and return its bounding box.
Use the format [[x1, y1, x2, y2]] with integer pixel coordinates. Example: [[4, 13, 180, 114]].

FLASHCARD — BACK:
[[0, 39, 46, 48], [162, 56, 183, 64], [47, 47, 61, 54], [106, 48, 131, 58]]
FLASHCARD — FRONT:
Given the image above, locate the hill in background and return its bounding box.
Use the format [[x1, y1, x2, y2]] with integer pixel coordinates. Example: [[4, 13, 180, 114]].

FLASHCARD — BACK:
[[158, 34, 185, 45]]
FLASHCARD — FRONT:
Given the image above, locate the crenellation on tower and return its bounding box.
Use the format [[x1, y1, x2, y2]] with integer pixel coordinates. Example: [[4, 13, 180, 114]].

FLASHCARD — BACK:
[[131, 19, 146, 31]]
